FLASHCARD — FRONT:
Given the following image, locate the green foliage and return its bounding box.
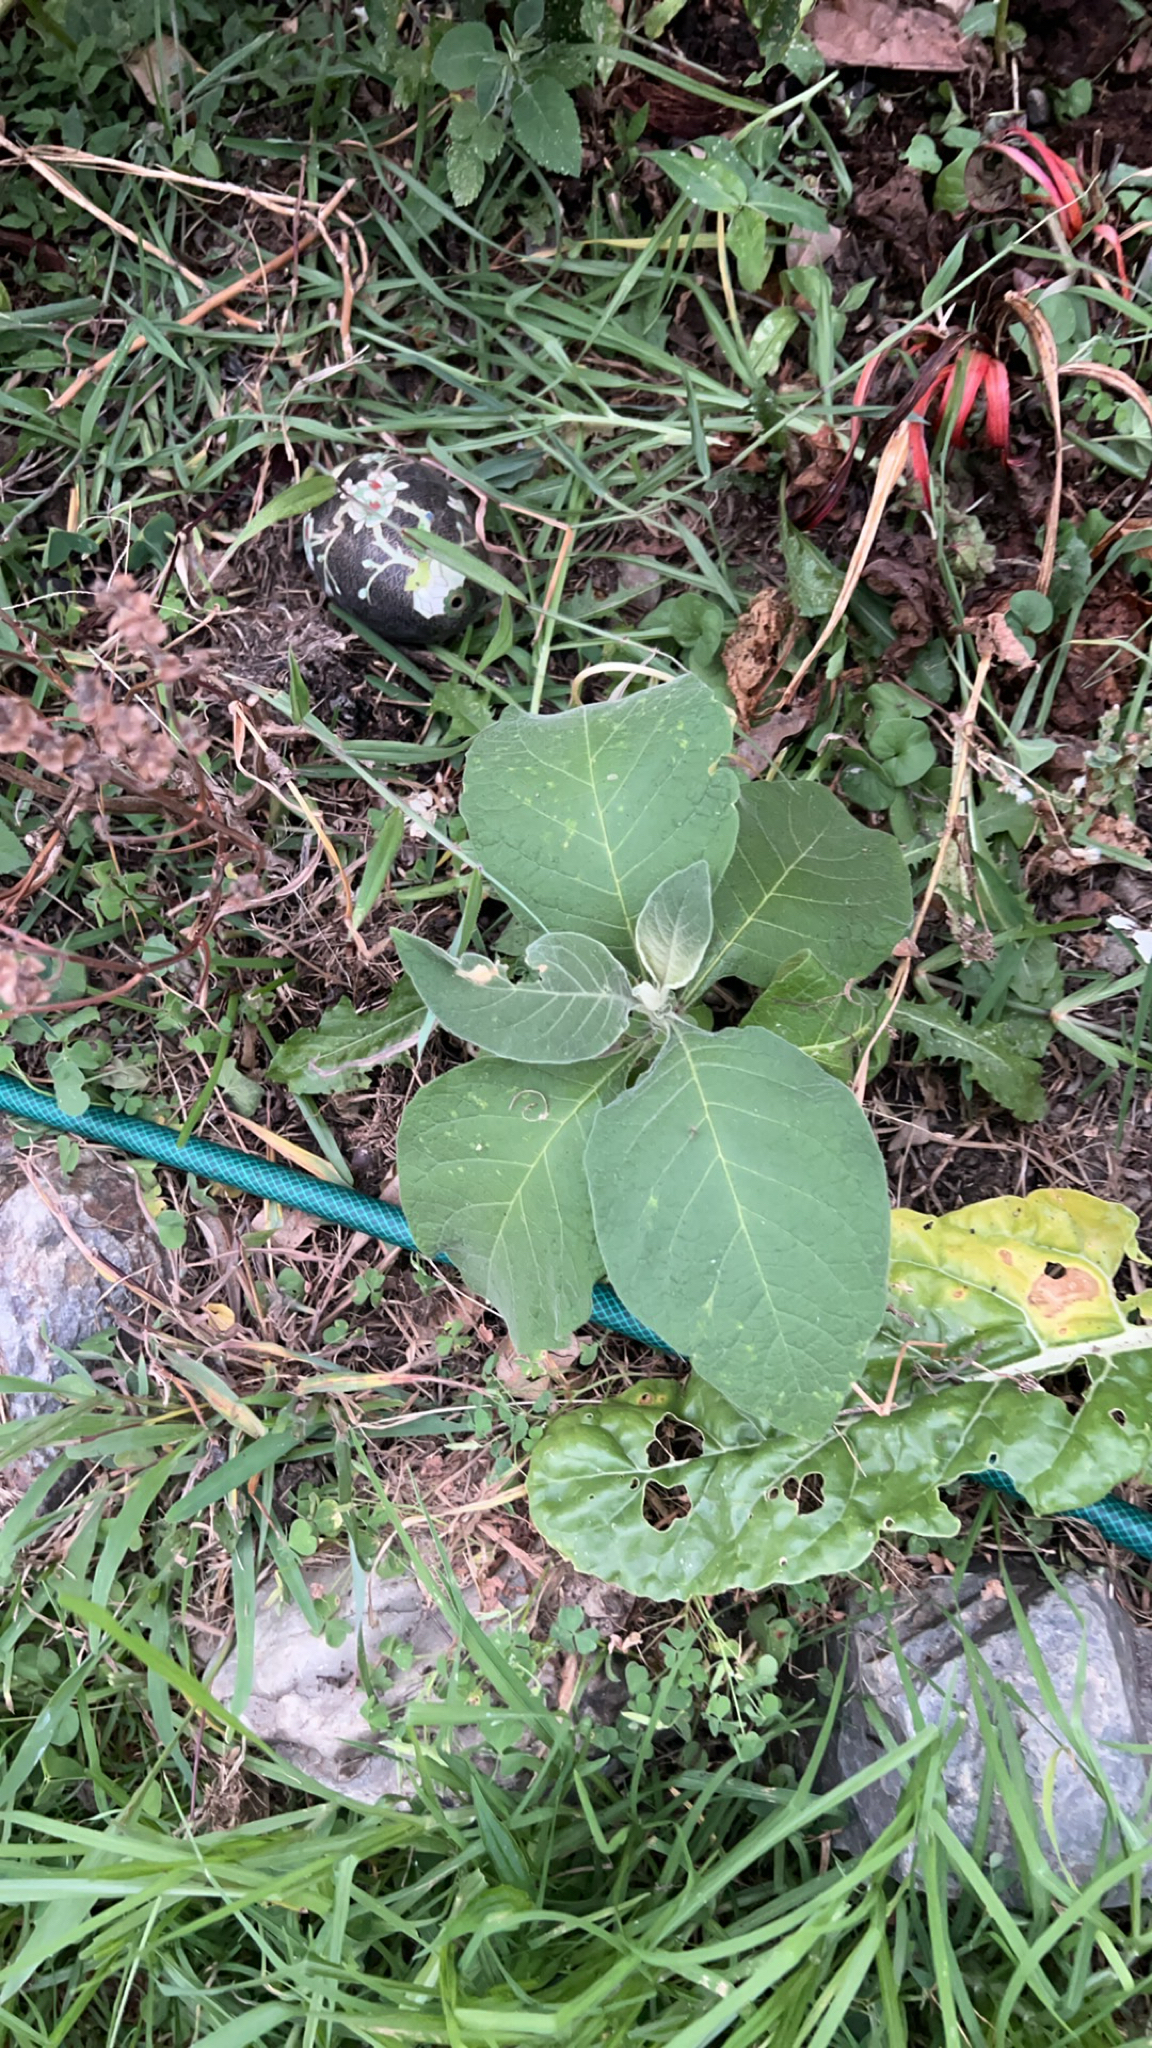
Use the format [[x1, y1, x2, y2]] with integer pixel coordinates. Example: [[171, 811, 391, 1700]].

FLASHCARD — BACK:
[[396, 674, 909, 1425], [459, 679, 741, 962], [897, 997, 1049, 1122], [744, 952, 884, 1084], [530, 1189, 1152, 1597], [398, 1053, 629, 1353], [652, 131, 829, 291], [267, 978, 426, 1095], [705, 780, 912, 989], [6, 1501, 1152, 2046], [585, 1027, 889, 1433], [431, 0, 595, 205], [395, 929, 634, 1064]]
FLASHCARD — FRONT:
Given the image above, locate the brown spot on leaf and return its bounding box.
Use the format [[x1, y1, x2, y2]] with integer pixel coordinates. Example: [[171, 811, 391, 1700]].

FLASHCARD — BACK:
[[1027, 1266, 1101, 1316]]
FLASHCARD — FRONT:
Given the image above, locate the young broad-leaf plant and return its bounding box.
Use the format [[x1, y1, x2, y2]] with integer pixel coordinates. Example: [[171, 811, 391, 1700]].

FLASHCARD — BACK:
[[431, 0, 594, 207], [393, 674, 913, 1443]]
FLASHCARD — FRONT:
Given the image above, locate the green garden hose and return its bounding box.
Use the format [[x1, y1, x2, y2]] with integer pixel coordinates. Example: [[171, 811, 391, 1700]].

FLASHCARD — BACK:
[[0, 1069, 1150, 1564]]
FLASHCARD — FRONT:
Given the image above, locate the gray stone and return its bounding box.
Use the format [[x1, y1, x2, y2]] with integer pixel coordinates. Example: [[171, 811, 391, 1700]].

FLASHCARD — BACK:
[[206, 1560, 627, 1803], [0, 1137, 163, 1500], [1025, 86, 1050, 129], [827, 1572, 1152, 1899]]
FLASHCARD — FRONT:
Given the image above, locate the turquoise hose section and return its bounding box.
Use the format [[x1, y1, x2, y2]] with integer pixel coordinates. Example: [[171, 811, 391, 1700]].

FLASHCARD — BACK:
[[0, 1070, 1150, 1564]]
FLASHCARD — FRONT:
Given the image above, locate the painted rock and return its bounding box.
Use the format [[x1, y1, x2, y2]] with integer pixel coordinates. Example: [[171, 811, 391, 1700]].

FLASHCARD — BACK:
[[302, 455, 487, 645]]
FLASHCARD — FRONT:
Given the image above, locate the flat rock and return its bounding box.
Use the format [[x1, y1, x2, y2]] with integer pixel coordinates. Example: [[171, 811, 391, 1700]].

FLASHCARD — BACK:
[[827, 1571, 1152, 1899], [0, 1134, 163, 1500], [207, 1559, 626, 1803]]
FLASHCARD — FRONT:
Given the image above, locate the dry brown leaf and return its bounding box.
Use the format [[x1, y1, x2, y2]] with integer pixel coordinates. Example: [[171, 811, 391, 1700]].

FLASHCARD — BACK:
[[789, 422, 847, 500], [1084, 814, 1151, 857], [786, 224, 843, 272], [722, 588, 797, 727], [807, 0, 969, 70], [494, 1335, 579, 1399], [123, 34, 202, 109], [785, 418, 911, 704], [736, 691, 821, 777], [926, 1550, 955, 1574], [966, 611, 1035, 669]]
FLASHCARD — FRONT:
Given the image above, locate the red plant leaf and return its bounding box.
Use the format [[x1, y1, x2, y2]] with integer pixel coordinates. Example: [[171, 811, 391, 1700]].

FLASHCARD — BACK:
[[941, 349, 990, 447], [982, 357, 1011, 455], [908, 419, 932, 507], [987, 128, 1085, 235]]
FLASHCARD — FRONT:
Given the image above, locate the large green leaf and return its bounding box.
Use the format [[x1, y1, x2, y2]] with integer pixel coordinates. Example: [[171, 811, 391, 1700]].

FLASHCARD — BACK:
[[528, 1188, 1152, 1598], [701, 780, 912, 991], [397, 1055, 628, 1353], [393, 929, 632, 1064], [267, 980, 425, 1096], [742, 951, 885, 1084], [460, 677, 739, 962], [431, 21, 502, 90], [584, 1025, 890, 1433]]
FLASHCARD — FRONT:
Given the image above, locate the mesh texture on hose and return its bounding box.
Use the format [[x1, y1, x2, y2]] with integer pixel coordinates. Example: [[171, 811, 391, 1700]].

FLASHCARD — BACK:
[[977, 1466, 1152, 1563], [0, 1069, 1149, 1565]]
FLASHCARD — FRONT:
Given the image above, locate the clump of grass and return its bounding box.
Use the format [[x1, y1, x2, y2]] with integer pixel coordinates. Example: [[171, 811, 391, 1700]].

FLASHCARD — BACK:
[[0, 1520, 1151, 2047]]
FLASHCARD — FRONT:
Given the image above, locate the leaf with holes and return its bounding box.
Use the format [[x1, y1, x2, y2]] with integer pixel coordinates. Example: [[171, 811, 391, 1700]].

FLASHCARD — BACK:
[[885, 1189, 1140, 1358], [397, 1055, 629, 1354], [585, 1024, 891, 1434], [702, 780, 912, 992], [460, 677, 739, 964], [529, 1188, 1152, 1597], [393, 929, 633, 1064]]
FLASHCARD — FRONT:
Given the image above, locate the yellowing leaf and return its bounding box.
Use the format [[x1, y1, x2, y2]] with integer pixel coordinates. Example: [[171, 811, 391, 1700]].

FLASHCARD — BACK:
[[227, 1113, 347, 1184], [890, 1190, 1141, 1348], [171, 1354, 266, 1439], [530, 1186, 1152, 1599]]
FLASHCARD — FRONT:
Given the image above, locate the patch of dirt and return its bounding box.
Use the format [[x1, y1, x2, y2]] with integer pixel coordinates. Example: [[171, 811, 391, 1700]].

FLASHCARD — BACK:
[[1049, 585, 1151, 736], [1017, 0, 1137, 90], [849, 164, 943, 287]]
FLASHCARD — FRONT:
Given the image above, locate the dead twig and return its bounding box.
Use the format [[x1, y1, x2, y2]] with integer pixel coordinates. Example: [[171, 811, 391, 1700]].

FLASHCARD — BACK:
[[852, 643, 995, 1101], [0, 131, 260, 329], [49, 178, 356, 413]]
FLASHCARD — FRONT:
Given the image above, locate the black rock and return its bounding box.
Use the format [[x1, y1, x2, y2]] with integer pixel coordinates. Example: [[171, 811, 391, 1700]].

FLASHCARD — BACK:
[[303, 455, 488, 645]]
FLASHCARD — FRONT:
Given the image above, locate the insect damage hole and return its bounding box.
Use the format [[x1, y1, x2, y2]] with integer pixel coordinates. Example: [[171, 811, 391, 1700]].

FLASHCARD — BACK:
[[646, 1415, 705, 1469], [781, 1472, 825, 1515], [642, 1481, 692, 1529]]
